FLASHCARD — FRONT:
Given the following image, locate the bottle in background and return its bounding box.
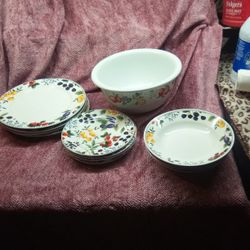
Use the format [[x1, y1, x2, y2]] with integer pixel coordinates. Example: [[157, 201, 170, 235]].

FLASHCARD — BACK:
[[231, 16, 250, 84], [222, 0, 250, 27]]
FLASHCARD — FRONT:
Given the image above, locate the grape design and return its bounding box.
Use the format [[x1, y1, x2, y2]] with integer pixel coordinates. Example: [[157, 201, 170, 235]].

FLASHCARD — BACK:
[[181, 110, 206, 121]]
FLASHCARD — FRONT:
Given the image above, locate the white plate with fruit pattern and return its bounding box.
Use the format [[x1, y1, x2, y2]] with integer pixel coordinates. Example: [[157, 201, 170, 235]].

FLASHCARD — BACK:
[[67, 136, 136, 164], [0, 78, 86, 129], [144, 109, 234, 169], [61, 109, 137, 158], [2, 97, 90, 137]]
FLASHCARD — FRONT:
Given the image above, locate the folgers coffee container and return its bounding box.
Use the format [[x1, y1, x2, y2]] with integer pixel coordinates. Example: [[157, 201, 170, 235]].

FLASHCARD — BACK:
[[222, 0, 250, 27]]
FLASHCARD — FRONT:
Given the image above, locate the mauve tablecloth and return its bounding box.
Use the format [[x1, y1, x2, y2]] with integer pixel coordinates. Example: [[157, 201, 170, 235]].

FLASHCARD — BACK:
[[0, 0, 250, 249]]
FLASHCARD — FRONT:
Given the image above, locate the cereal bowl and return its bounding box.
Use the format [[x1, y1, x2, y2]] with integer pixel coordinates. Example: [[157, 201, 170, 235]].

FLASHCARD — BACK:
[[91, 48, 182, 113]]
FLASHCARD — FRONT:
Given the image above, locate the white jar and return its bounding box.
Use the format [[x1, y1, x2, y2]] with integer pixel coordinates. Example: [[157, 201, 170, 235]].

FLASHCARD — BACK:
[[231, 16, 250, 84]]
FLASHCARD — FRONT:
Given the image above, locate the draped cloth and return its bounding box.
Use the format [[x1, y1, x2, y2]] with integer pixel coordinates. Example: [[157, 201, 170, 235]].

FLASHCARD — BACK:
[[0, 1, 249, 249]]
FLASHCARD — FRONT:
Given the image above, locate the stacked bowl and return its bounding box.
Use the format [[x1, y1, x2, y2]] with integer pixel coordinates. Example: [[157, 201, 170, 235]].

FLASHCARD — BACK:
[[143, 109, 235, 172]]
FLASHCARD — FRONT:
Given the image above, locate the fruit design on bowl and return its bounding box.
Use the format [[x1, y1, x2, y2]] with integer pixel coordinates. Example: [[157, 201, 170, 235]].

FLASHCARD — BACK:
[[91, 48, 182, 113]]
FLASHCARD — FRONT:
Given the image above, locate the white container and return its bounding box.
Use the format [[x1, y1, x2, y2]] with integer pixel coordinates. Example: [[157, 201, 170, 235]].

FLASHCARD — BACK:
[[231, 16, 250, 83], [236, 69, 250, 92]]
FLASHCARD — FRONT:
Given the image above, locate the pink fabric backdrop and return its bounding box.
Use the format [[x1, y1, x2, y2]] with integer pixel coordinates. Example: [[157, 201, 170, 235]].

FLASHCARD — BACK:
[[0, 0, 249, 217]]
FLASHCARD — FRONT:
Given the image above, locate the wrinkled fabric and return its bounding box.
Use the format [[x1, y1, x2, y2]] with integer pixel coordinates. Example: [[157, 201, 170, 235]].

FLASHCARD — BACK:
[[0, 0, 249, 217]]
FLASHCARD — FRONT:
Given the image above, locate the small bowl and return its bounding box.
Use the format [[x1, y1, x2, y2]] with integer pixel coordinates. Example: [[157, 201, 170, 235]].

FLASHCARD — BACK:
[[91, 48, 182, 113]]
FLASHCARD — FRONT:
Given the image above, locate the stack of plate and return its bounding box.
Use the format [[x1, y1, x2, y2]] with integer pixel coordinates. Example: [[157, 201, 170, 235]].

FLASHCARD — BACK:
[[144, 109, 235, 172], [0, 78, 89, 137], [61, 109, 137, 164]]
